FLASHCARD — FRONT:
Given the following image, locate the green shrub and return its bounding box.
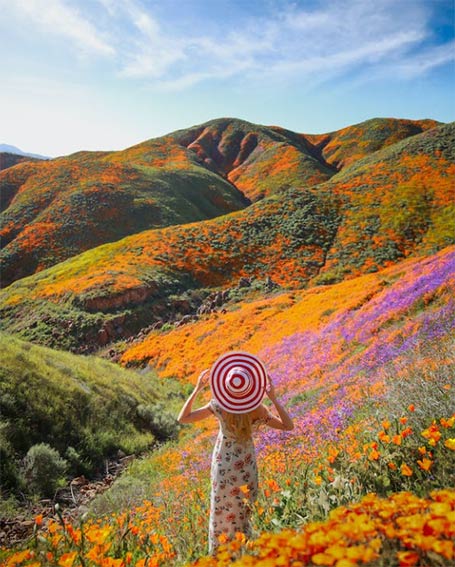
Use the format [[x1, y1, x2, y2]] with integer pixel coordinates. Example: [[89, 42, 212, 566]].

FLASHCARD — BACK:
[[0, 333, 183, 498], [137, 402, 181, 440], [0, 429, 23, 493], [22, 443, 67, 497]]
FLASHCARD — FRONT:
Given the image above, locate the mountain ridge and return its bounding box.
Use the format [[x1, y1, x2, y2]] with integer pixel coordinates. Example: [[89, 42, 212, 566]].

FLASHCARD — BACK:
[[0, 116, 444, 288], [0, 120, 453, 353], [0, 143, 49, 160]]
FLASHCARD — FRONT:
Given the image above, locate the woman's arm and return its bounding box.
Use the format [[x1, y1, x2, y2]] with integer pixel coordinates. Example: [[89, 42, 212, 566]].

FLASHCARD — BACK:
[[177, 370, 213, 424], [260, 378, 294, 431]]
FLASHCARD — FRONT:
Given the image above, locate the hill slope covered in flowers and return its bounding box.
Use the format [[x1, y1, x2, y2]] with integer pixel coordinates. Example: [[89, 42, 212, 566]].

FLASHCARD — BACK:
[[0, 146, 249, 287], [1, 115, 454, 566], [2, 246, 454, 566], [0, 117, 441, 287], [0, 122, 453, 353]]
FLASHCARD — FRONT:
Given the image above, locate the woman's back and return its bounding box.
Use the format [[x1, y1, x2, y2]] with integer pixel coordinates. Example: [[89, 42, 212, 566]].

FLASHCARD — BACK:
[[210, 399, 269, 442], [209, 399, 259, 552]]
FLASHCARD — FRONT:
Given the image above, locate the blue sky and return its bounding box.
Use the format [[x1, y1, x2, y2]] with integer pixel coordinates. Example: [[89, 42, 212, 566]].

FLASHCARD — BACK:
[[1, 0, 454, 156]]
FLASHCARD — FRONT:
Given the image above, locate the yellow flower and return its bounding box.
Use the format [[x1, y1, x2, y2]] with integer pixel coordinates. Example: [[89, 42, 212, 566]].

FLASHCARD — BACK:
[[444, 438, 455, 451], [378, 431, 390, 443], [396, 551, 420, 566], [312, 552, 336, 565], [58, 552, 77, 567], [440, 416, 455, 428], [369, 448, 380, 461], [432, 539, 454, 560], [417, 458, 432, 471], [400, 463, 413, 477], [5, 551, 33, 565]]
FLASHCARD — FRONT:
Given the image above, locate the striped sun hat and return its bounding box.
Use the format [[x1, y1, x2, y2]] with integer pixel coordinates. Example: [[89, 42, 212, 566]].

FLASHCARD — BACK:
[[210, 351, 268, 414]]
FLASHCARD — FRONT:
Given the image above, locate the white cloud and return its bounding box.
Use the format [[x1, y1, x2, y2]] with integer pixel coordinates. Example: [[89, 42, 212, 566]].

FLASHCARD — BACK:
[[389, 40, 455, 78], [8, 0, 115, 56], [112, 0, 451, 90], [4, 0, 453, 90]]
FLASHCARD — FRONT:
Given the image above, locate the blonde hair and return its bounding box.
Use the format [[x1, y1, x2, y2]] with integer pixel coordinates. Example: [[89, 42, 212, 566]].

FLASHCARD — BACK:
[[223, 411, 252, 442]]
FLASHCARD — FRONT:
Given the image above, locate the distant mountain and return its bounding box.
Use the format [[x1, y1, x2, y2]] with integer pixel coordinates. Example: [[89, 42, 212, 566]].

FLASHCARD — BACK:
[[170, 117, 335, 201], [0, 144, 49, 160], [0, 144, 249, 286], [305, 117, 439, 169], [0, 117, 442, 287], [0, 121, 452, 353], [0, 152, 41, 172]]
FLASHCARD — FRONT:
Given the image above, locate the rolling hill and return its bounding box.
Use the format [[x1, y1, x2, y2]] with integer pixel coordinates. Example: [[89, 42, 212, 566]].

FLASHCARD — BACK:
[[0, 332, 179, 496], [0, 146, 249, 287], [0, 153, 43, 172], [0, 117, 440, 287], [0, 121, 452, 353], [305, 117, 439, 169], [1, 114, 454, 567], [3, 245, 452, 565]]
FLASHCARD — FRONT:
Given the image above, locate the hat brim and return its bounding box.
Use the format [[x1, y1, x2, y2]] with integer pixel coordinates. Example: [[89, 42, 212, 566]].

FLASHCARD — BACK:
[[210, 351, 267, 414]]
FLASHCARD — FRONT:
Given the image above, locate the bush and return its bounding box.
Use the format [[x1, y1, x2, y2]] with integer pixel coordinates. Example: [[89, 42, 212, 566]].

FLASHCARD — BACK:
[[0, 433, 23, 493], [22, 443, 67, 497], [137, 402, 180, 440]]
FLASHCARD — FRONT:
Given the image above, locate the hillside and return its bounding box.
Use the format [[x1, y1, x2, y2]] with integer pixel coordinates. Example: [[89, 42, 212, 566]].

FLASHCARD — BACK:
[[305, 117, 439, 169], [86, 244, 455, 563], [0, 121, 453, 353], [3, 247, 453, 566], [0, 332, 179, 497], [0, 153, 42, 172], [0, 145, 249, 287], [120, 245, 455, 380], [0, 117, 439, 287], [310, 121, 455, 281], [172, 117, 439, 199], [170, 117, 335, 201]]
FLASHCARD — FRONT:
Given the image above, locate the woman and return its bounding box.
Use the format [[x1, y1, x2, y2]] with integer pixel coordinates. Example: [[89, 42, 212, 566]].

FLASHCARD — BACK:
[[177, 355, 293, 554]]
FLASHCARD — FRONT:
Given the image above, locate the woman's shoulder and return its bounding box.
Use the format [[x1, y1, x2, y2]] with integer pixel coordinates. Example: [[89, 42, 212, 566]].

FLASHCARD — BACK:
[[251, 404, 268, 418], [251, 404, 273, 426]]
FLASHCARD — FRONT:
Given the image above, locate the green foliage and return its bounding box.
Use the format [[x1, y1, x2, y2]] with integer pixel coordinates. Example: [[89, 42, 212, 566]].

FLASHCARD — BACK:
[[137, 402, 180, 440], [0, 332, 179, 498], [0, 146, 249, 286], [22, 443, 67, 498], [0, 426, 23, 493]]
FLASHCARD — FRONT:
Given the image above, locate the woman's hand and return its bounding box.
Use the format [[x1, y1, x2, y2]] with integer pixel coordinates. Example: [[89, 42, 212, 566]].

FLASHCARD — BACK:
[[177, 369, 212, 424], [195, 369, 210, 392], [266, 374, 277, 401], [264, 374, 294, 431]]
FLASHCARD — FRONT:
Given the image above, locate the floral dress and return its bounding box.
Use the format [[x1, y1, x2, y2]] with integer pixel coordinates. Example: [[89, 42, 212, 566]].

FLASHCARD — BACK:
[[208, 398, 270, 554]]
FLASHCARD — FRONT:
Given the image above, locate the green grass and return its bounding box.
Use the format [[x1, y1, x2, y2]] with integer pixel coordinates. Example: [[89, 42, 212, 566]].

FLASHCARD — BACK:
[[0, 332, 182, 503]]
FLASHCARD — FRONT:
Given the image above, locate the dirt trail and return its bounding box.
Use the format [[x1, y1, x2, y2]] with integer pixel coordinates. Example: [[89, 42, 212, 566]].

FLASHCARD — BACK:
[[1, 455, 133, 547]]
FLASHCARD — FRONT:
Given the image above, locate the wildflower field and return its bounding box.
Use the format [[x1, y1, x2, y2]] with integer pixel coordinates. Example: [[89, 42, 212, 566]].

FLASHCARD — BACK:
[[2, 245, 454, 567]]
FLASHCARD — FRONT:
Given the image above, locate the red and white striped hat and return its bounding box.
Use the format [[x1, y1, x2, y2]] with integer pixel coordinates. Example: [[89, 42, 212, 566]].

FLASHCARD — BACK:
[[210, 351, 268, 414]]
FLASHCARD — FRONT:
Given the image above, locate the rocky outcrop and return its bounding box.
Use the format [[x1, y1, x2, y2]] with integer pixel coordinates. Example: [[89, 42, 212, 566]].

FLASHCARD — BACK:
[[81, 286, 154, 312]]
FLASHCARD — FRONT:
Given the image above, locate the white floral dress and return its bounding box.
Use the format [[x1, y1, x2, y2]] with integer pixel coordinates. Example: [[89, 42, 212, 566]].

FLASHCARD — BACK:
[[208, 398, 269, 554]]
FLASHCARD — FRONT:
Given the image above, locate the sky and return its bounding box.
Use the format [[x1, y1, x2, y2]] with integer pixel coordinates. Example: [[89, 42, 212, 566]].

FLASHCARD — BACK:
[[1, 0, 454, 157]]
